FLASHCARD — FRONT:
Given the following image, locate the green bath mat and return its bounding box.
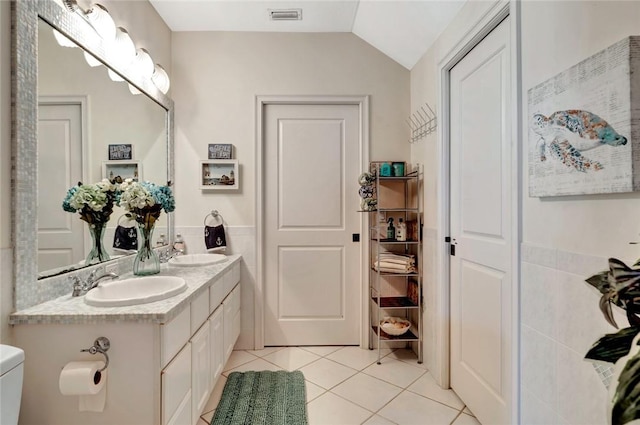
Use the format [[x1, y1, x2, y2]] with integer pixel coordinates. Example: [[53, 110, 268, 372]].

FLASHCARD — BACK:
[[210, 370, 308, 425]]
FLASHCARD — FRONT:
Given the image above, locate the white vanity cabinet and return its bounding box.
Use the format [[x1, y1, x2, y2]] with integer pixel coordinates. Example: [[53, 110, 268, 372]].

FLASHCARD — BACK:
[[160, 264, 241, 425], [12, 256, 242, 425]]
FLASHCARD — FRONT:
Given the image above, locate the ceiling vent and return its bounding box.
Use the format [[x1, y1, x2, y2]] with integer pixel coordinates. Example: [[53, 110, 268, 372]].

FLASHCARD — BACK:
[[269, 9, 302, 21]]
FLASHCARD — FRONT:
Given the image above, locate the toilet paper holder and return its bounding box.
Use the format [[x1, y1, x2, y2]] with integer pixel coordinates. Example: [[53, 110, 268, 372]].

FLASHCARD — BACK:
[[80, 337, 110, 372]]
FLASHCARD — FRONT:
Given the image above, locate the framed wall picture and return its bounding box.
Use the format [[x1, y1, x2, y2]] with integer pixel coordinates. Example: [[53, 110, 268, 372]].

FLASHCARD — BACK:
[[528, 36, 640, 196], [201, 160, 238, 190], [103, 160, 141, 182], [108, 144, 133, 160], [208, 143, 233, 159]]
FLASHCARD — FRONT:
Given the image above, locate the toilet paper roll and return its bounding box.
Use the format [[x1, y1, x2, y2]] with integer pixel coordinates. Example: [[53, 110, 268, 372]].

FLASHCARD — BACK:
[[59, 361, 108, 412], [59, 361, 105, 396]]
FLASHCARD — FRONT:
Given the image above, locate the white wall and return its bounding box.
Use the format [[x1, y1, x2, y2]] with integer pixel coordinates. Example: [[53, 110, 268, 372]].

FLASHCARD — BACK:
[[410, 1, 640, 423], [0, 0, 172, 344], [520, 2, 640, 424], [172, 31, 410, 348]]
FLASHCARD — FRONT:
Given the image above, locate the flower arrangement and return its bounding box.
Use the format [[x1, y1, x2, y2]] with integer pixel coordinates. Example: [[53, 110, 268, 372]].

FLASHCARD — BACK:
[[62, 179, 119, 264], [117, 180, 175, 275], [62, 179, 119, 224], [118, 179, 175, 224]]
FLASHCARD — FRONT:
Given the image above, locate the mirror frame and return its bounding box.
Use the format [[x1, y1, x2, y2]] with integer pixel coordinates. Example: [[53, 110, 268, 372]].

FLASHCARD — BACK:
[[11, 0, 175, 310]]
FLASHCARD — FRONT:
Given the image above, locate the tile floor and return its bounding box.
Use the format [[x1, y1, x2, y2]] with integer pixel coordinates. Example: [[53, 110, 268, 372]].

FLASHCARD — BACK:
[[196, 346, 479, 425]]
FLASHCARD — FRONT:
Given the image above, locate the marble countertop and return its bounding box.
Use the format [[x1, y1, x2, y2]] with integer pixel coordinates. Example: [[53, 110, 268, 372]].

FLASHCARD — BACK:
[[9, 254, 241, 325]]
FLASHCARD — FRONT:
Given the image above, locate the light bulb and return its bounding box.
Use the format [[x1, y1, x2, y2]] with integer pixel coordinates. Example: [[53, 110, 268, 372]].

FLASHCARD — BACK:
[[52, 29, 77, 48], [107, 68, 125, 82], [151, 64, 170, 94], [84, 4, 116, 41], [108, 27, 136, 70], [128, 84, 142, 95], [83, 51, 102, 67], [128, 48, 155, 81]]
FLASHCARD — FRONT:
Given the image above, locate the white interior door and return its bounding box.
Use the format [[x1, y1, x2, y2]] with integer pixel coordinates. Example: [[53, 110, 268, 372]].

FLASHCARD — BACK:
[[264, 102, 361, 346], [449, 17, 512, 424], [38, 102, 85, 272]]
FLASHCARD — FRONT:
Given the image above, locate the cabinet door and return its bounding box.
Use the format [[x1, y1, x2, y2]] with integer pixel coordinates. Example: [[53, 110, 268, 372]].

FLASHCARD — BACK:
[[232, 285, 241, 343], [223, 295, 234, 363], [191, 322, 211, 424], [209, 305, 224, 391], [162, 344, 192, 425]]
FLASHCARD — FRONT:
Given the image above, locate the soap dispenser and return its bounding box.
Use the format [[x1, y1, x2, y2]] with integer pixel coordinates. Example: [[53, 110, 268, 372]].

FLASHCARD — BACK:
[[386, 218, 396, 240], [173, 234, 186, 254], [397, 218, 407, 241]]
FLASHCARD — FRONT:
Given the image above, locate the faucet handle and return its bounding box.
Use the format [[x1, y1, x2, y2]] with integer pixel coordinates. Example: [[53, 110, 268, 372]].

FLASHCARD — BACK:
[[70, 275, 84, 297]]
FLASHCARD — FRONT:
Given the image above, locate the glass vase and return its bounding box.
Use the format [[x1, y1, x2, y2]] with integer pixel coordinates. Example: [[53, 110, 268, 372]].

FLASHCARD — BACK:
[[133, 222, 160, 276], [85, 221, 110, 265]]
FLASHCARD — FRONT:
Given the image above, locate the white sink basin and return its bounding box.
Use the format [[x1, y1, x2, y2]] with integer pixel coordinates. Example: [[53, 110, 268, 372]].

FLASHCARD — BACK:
[[168, 253, 227, 267], [84, 276, 188, 307]]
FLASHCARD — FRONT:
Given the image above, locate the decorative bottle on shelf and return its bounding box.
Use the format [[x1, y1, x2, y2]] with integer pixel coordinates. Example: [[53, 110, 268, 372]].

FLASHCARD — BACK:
[[173, 234, 186, 254], [386, 218, 396, 240], [397, 218, 406, 241], [156, 233, 166, 247]]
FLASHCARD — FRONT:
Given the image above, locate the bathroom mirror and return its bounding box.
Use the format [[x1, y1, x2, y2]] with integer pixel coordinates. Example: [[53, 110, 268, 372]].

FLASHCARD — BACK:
[[37, 19, 168, 278], [12, 0, 174, 308]]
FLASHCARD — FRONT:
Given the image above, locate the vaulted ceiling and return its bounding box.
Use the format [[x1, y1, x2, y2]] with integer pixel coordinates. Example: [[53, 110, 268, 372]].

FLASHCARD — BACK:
[[148, 0, 465, 70]]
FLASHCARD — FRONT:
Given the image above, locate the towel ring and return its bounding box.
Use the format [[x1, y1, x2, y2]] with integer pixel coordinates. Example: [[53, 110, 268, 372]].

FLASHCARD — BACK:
[[204, 210, 224, 227], [116, 213, 136, 227]]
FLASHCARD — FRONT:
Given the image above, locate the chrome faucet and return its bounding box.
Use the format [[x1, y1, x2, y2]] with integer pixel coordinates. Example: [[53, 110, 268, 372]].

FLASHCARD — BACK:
[[71, 270, 119, 297], [159, 246, 183, 263]]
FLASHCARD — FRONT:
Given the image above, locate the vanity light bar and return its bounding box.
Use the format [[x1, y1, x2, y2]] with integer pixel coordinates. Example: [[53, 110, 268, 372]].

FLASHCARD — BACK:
[[58, 0, 171, 95], [269, 9, 302, 21]]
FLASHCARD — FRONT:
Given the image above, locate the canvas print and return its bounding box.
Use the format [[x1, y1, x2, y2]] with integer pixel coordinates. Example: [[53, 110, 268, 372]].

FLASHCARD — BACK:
[[528, 36, 640, 197]]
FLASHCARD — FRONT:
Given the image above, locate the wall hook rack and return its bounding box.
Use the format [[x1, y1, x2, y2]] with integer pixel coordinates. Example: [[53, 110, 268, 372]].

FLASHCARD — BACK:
[[406, 102, 437, 144]]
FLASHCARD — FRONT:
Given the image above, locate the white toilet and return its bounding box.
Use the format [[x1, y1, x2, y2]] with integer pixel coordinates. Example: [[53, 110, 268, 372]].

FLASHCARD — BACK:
[[0, 344, 25, 425]]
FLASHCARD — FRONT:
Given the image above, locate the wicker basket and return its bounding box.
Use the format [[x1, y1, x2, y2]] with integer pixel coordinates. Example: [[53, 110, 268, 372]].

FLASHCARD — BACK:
[[380, 317, 411, 336]]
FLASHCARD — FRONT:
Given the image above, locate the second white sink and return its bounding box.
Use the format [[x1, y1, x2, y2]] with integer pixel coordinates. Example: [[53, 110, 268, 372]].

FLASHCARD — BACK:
[[84, 276, 188, 307], [168, 253, 227, 267]]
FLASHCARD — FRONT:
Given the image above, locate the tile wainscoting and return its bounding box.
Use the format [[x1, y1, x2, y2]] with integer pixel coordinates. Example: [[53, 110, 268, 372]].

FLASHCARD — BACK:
[[520, 243, 626, 425]]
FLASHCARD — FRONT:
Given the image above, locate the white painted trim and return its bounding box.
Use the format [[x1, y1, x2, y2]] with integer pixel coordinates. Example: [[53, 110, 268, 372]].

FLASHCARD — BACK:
[[254, 95, 370, 350], [435, 0, 521, 423]]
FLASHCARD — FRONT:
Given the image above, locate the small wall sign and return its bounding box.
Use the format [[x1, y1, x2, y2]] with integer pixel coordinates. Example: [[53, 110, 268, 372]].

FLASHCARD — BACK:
[[208, 144, 233, 159], [108, 144, 133, 160]]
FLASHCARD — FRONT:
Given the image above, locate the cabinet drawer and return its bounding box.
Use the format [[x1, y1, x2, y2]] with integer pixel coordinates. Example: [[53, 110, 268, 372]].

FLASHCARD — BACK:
[[161, 306, 191, 367], [191, 289, 210, 335], [209, 277, 225, 313], [162, 343, 192, 425]]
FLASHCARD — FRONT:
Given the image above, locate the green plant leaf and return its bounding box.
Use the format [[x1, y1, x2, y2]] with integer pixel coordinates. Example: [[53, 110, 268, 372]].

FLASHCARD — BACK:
[[612, 348, 640, 424], [601, 294, 619, 329], [610, 258, 640, 294], [585, 327, 640, 364], [586, 271, 612, 294]]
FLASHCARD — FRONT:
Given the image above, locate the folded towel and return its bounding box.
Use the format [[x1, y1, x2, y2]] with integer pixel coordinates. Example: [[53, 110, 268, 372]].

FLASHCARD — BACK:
[[377, 257, 415, 266], [205, 224, 227, 253], [373, 261, 416, 273]]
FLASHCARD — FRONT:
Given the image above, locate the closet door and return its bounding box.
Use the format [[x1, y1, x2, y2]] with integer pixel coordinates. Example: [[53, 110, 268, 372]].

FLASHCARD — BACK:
[[263, 102, 361, 345]]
